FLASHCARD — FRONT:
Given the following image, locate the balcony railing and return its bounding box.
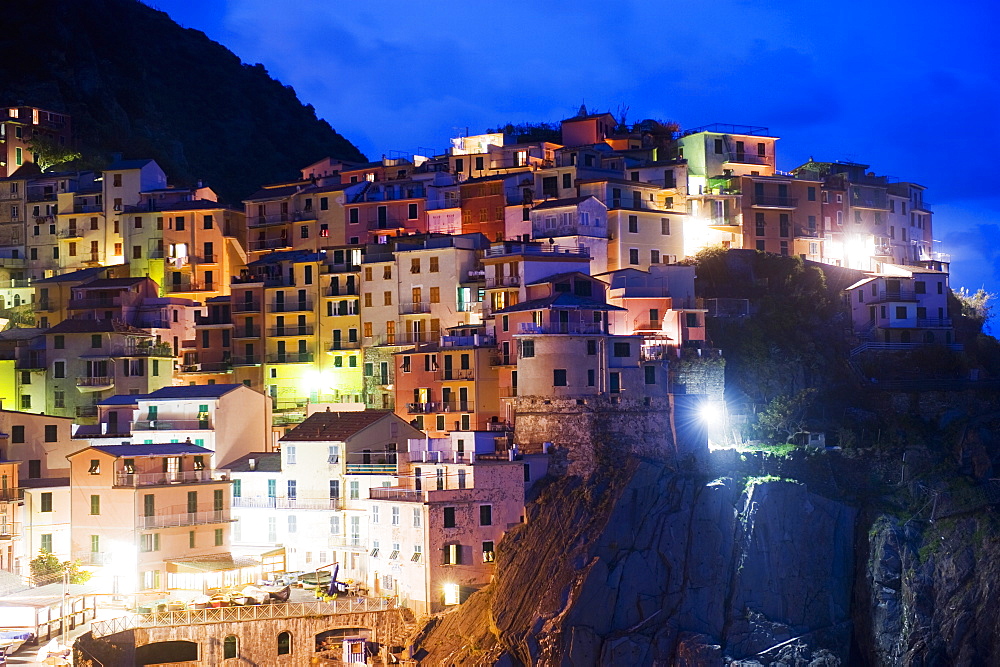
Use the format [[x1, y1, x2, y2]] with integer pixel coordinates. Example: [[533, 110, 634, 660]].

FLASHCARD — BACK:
[[916, 318, 953, 328], [231, 301, 261, 313], [268, 325, 314, 337], [328, 341, 361, 351], [15, 351, 45, 369], [265, 352, 314, 364], [116, 343, 175, 357], [324, 263, 362, 275], [725, 152, 772, 166], [485, 275, 521, 288], [114, 469, 228, 487], [233, 327, 261, 338], [0, 523, 22, 540], [516, 322, 607, 335], [345, 462, 397, 475], [326, 286, 359, 297], [484, 243, 590, 258], [876, 290, 917, 302], [132, 419, 211, 431], [438, 369, 475, 381], [399, 302, 430, 315], [180, 362, 232, 373], [248, 238, 293, 252], [231, 355, 261, 366], [232, 496, 339, 511], [73, 551, 114, 566], [752, 196, 798, 208], [57, 228, 83, 239], [406, 402, 440, 414], [269, 300, 313, 312], [76, 376, 114, 388], [138, 509, 232, 529], [369, 487, 425, 502]]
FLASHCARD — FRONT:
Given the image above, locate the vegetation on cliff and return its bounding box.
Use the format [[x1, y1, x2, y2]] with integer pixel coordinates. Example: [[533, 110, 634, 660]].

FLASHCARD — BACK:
[[0, 0, 365, 201]]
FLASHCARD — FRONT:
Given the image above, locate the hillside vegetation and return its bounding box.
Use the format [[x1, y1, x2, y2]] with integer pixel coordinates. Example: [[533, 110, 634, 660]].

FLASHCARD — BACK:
[[0, 0, 365, 201]]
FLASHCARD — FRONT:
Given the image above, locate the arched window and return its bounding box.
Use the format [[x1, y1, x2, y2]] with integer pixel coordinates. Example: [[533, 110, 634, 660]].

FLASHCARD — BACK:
[[223, 635, 237, 659], [277, 631, 291, 655]]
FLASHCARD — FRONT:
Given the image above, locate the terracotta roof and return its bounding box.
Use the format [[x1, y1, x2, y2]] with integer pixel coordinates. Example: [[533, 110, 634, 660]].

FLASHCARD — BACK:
[[280, 410, 394, 442]]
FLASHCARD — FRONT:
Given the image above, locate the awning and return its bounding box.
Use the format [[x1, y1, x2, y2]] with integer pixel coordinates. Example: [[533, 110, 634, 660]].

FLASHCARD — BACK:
[[166, 553, 260, 574]]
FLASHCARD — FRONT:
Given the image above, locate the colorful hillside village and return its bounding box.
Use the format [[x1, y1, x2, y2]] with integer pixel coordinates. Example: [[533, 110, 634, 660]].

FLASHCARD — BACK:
[[0, 104, 952, 622]]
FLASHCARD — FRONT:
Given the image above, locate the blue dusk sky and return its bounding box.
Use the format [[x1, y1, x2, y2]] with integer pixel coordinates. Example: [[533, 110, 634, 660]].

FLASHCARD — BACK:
[[148, 0, 1000, 302]]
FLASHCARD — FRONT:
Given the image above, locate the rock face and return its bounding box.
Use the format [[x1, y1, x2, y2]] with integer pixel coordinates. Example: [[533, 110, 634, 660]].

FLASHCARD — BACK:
[[862, 513, 1000, 666], [414, 461, 857, 665]]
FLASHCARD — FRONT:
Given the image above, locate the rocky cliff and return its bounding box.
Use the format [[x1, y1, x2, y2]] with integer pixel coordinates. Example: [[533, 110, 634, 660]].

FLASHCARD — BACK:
[[413, 460, 856, 665]]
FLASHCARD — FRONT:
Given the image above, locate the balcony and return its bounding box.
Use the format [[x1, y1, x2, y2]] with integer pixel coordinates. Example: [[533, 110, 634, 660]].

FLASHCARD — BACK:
[[0, 523, 22, 540], [326, 286, 359, 297], [73, 551, 114, 566], [232, 496, 339, 511], [328, 341, 361, 351], [484, 243, 590, 259], [874, 289, 917, 302], [180, 362, 232, 373], [76, 405, 99, 419], [399, 301, 431, 315], [15, 351, 45, 370], [231, 355, 261, 366], [138, 509, 232, 529], [116, 342, 174, 357], [916, 318, 953, 328], [485, 275, 521, 288], [724, 153, 772, 166], [233, 326, 261, 338], [114, 468, 229, 487], [57, 228, 83, 239], [247, 213, 293, 228], [67, 297, 128, 309], [265, 352, 314, 364], [268, 325, 314, 337], [324, 262, 362, 275], [369, 487, 425, 502], [269, 300, 313, 313], [231, 300, 261, 313], [438, 369, 475, 381], [133, 419, 211, 431], [406, 402, 440, 414], [248, 238, 292, 252], [194, 313, 232, 326], [76, 376, 114, 391], [345, 462, 397, 475], [439, 401, 472, 412], [752, 196, 798, 208], [516, 322, 607, 335], [328, 536, 365, 550]]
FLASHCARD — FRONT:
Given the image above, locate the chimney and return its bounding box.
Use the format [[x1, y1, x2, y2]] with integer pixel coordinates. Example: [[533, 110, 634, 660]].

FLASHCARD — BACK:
[[249, 458, 256, 471]]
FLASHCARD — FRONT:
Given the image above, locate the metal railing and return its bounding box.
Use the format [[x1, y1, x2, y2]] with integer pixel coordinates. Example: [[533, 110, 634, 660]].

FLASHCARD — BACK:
[[114, 469, 227, 487], [517, 322, 607, 335], [73, 551, 114, 566], [438, 369, 475, 381], [231, 355, 261, 366], [248, 238, 292, 252], [485, 275, 521, 288], [399, 302, 430, 315], [265, 352, 314, 364], [180, 362, 232, 373], [916, 318, 952, 328], [232, 496, 339, 510], [345, 462, 397, 475], [328, 341, 361, 351], [233, 327, 261, 338], [268, 325, 314, 337], [76, 376, 114, 387], [132, 419, 210, 431], [752, 195, 798, 208], [725, 152, 772, 166], [369, 487, 425, 502], [231, 301, 261, 313], [269, 300, 313, 312], [137, 509, 232, 529]]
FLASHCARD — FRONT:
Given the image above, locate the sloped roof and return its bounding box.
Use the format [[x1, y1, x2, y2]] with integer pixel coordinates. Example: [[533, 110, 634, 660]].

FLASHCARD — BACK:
[[74, 277, 148, 289], [532, 196, 597, 211], [44, 319, 151, 335], [220, 451, 282, 473], [79, 443, 212, 458], [143, 384, 246, 400], [280, 410, 394, 442], [98, 394, 144, 406], [32, 266, 111, 284]]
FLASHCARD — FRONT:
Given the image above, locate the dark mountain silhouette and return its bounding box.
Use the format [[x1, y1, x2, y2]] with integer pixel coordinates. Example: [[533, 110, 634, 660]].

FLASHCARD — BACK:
[[0, 0, 366, 201]]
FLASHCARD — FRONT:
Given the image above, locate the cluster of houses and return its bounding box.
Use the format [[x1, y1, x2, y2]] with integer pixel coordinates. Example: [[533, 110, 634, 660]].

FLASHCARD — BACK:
[[0, 103, 956, 614]]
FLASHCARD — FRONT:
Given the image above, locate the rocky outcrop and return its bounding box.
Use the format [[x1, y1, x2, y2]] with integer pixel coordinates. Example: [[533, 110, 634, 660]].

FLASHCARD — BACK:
[[862, 512, 1000, 666], [414, 461, 857, 664]]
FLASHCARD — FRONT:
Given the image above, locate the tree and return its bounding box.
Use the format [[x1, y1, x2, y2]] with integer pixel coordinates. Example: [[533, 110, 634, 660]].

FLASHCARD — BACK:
[[755, 389, 818, 443], [25, 135, 82, 172], [954, 287, 994, 331], [29, 552, 91, 585]]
